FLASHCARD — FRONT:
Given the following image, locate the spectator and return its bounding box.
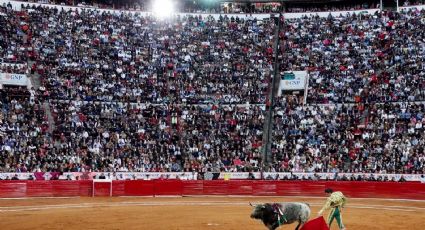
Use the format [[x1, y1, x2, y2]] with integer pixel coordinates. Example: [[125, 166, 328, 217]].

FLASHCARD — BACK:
[[0, 3, 424, 179], [398, 175, 407, 182]]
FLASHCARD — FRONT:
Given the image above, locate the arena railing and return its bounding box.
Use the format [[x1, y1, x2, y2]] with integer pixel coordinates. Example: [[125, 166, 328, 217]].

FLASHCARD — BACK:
[[0, 180, 424, 199], [1, 172, 422, 181], [2, 0, 425, 19]]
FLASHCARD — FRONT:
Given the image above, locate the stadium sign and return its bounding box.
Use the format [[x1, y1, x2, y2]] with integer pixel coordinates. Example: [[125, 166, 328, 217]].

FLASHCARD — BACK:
[[60, 172, 198, 180], [0, 172, 422, 181], [0, 173, 33, 180], [279, 71, 308, 93], [0, 73, 29, 86]]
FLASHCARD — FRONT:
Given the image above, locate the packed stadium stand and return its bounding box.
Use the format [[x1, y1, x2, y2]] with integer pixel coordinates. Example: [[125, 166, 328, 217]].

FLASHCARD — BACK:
[[0, 0, 424, 180]]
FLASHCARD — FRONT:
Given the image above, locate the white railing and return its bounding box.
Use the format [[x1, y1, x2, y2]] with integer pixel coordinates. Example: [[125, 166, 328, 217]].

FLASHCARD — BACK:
[[0, 172, 423, 181], [1, 0, 425, 19]]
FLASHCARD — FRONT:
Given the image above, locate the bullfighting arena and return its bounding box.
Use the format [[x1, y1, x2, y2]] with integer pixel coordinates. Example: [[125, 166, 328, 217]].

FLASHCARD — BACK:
[[0, 196, 424, 230]]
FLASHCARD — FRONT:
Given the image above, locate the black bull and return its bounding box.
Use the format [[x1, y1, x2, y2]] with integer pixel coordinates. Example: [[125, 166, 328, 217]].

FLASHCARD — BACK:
[[250, 202, 311, 230]]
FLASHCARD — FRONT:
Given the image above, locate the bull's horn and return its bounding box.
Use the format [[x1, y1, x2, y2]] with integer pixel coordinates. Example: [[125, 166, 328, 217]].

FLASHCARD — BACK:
[[249, 202, 254, 206]]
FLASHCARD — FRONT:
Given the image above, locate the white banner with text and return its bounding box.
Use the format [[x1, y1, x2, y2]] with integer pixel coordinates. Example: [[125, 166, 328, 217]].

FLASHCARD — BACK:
[[0, 172, 423, 182], [0, 73, 29, 86]]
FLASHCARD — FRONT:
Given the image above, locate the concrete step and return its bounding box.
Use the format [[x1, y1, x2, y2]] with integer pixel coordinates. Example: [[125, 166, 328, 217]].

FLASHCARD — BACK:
[[43, 101, 55, 134], [27, 61, 55, 134]]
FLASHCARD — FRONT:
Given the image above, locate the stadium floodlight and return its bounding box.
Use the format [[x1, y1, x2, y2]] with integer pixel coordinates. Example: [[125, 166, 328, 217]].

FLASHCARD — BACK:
[[151, 0, 175, 19]]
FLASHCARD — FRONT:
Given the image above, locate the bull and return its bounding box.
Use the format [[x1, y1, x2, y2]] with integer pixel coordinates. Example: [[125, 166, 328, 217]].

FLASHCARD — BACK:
[[250, 202, 311, 230]]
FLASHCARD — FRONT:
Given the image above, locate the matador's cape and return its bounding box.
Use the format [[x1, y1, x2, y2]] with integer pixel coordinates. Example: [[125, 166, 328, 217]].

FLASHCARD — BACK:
[[300, 216, 330, 230]]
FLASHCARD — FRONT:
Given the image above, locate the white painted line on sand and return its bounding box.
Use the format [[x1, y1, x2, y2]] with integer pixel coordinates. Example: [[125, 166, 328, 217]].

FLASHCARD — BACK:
[[0, 195, 424, 202], [183, 195, 425, 202], [0, 201, 423, 213]]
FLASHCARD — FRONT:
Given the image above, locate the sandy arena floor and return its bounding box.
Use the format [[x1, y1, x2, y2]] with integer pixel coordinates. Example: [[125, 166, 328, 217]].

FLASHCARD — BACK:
[[0, 196, 424, 230]]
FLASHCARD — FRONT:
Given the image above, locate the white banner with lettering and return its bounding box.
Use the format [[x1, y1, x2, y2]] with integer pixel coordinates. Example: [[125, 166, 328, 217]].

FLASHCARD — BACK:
[[0, 173, 33, 180], [61, 172, 198, 180], [0, 73, 29, 86], [220, 172, 424, 181], [2, 0, 425, 20], [0, 172, 423, 181], [260, 172, 424, 182], [279, 71, 308, 93]]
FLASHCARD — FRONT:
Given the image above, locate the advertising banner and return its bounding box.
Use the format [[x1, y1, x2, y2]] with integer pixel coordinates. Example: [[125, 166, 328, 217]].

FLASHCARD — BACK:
[[61, 172, 198, 180], [33, 172, 61, 180], [279, 71, 308, 94], [0, 73, 29, 86], [0, 172, 422, 181], [0, 173, 33, 180]]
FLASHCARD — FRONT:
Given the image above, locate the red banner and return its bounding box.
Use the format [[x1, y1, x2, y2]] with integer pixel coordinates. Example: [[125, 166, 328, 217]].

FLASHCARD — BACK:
[[0, 180, 424, 199]]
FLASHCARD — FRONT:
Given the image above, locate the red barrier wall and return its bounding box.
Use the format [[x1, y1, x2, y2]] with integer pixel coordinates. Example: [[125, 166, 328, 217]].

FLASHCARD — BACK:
[[0, 180, 424, 199]]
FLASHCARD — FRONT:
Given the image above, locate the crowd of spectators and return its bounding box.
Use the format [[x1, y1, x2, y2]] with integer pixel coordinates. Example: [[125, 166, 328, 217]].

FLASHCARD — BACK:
[[0, 86, 49, 173], [403, 0, 425, 6], [0, 2, 424, 177], [270, 95, 425, 174], [0, 63, 28, 74], [286, 2, 377, 13], [14, 0, 384, 14], [0, 4, 34, 64], [280, 10, 425, 104], [11, 0, 425, 14], [48, 100, 264, 173], [265, 172, 409, 182], [30, 7, 271, 104]]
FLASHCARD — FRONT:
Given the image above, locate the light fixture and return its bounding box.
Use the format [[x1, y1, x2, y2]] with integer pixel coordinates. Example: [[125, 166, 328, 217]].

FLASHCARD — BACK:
[[152, 0, 175, 19]]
